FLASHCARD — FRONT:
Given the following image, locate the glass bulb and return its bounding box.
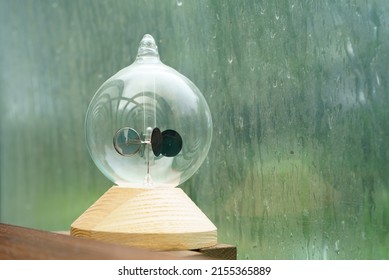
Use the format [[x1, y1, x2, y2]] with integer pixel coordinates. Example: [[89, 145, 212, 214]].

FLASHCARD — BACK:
[[85, 34, 213, 188]]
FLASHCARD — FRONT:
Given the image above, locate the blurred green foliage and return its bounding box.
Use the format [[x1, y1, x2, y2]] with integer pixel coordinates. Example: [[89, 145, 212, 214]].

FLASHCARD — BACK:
[[1, 0, 388, 259]]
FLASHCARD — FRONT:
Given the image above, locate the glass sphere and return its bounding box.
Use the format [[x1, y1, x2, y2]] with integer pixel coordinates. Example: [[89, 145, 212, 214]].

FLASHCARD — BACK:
[[85, 34, 213, 188]]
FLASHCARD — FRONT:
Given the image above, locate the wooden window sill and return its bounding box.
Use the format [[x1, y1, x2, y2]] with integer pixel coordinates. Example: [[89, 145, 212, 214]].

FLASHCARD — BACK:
[[0, 223, 236, 260]]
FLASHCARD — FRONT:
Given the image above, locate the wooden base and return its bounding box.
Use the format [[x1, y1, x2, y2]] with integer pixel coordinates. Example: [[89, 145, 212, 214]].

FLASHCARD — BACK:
[[71, 186, 217, 250]]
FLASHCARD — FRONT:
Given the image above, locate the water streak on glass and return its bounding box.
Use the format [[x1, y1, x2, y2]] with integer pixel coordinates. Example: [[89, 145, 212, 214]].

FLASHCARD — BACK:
[[1, 0, 389, 259]]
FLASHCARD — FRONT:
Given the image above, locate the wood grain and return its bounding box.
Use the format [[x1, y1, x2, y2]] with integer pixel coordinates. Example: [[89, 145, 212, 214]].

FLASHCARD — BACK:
[[71, 186, 217, 250], [0, 223, 208, 260]]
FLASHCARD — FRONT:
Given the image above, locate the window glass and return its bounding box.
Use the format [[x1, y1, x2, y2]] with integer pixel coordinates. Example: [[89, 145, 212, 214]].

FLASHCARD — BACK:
[[1, 0, 388, 259]]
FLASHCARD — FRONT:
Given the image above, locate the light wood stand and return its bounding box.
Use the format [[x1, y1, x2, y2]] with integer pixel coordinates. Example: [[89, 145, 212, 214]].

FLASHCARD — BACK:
[[71, 186, 217, 251]]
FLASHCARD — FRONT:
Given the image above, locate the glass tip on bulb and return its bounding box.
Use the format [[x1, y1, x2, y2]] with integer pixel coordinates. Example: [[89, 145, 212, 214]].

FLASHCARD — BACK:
[[136, 34, 160, 61]]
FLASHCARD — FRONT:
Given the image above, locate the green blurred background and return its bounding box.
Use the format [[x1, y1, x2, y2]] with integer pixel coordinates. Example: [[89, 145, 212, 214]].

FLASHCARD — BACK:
[[1, 0, 389, 259]]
